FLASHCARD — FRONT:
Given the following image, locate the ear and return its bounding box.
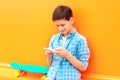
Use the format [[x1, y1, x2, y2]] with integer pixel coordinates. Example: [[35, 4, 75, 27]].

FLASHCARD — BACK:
[[69, 17, 74, 24]]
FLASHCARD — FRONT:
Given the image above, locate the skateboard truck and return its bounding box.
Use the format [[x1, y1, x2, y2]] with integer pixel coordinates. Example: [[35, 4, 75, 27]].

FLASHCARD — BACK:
[[14, 70, 26, 77]]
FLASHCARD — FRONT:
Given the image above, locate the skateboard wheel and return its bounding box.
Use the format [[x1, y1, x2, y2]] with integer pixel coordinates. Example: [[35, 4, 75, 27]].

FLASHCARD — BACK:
[[14, 71, 19, 77], [41, 75, 47, 80]]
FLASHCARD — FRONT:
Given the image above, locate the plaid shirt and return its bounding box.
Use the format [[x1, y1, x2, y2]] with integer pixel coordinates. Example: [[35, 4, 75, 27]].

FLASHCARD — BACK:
[[46, 29, 90, 80]]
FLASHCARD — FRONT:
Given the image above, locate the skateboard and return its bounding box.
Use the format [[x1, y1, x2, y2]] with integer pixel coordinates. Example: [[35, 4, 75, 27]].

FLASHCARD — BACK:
[[10, 62, 49, 80]]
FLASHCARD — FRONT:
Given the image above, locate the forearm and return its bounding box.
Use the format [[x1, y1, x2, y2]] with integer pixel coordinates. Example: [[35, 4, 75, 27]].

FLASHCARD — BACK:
[[46, 56, 52, 66], [66, 52, 86, 71]]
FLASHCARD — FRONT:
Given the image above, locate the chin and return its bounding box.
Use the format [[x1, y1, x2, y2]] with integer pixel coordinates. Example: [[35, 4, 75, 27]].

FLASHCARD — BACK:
[[62, 32, 66, 34], [61, 31, 68, 35]]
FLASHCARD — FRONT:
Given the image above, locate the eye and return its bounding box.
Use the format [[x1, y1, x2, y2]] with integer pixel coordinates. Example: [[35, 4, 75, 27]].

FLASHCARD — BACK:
[[56, 25, 59, 27], [60, 24, 65, 27]]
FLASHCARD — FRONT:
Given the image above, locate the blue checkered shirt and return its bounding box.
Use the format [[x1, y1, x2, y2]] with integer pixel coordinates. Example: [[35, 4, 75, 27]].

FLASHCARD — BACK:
[[46, 29, 90, 80]]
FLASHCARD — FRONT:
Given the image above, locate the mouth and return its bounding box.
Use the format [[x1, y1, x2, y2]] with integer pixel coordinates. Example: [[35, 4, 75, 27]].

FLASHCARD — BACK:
[[61, 31, 65, 34], [61, 30, 65, 33]]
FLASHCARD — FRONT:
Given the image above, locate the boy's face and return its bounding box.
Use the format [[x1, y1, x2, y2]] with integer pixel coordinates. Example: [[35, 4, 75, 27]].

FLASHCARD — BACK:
[[54, 17, 74, 37]]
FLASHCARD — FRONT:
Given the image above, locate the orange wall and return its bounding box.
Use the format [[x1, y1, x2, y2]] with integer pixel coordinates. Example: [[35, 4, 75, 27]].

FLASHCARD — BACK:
[[0, 0, 120, 78]]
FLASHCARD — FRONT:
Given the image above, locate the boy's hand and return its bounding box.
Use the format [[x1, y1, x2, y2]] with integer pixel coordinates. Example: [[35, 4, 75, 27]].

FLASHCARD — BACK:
[[44, 47, 53, 58], [53, 47, 69, 58]]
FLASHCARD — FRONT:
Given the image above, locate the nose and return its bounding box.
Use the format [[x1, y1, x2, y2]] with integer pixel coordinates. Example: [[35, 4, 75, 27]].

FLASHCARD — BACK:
[[58, 26, 64, 31]]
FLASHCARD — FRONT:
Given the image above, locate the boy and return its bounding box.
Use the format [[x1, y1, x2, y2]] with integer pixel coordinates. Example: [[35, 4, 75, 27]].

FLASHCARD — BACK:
[[44, 5, 90, 80]]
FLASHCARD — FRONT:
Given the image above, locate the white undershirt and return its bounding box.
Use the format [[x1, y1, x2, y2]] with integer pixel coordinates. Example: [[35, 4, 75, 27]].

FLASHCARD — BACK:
[[62, 37, 66, 47]]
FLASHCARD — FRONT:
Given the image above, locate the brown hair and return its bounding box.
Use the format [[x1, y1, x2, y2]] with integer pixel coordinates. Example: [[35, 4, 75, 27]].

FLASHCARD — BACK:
[[52, 5, 73, 21]]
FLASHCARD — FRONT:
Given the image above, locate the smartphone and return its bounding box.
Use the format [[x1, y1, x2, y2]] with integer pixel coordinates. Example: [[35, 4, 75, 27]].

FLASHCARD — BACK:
[[43, 48, 54, 52]]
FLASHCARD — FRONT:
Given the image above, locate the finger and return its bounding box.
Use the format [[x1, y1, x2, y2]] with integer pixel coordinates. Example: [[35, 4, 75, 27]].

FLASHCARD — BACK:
[[45, 51, 52, 54], [53, 50, 61, 54], [54, 48, 63, 51]]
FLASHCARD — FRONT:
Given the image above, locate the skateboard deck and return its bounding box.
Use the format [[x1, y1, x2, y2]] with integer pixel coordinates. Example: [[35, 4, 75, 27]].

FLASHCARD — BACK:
[[10, 62, 49, 77]]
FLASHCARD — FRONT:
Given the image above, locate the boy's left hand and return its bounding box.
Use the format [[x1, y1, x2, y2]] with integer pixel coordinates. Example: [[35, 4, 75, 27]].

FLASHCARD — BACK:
[[53, 47, 69, 58]]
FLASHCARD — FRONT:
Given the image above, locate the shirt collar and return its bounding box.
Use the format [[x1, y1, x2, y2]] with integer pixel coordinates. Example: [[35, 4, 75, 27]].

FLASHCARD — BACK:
[[69, 28, 77, 35]]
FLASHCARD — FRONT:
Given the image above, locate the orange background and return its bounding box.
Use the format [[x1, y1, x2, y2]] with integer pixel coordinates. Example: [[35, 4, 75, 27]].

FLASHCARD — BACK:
[[0, 0, 120, 78]]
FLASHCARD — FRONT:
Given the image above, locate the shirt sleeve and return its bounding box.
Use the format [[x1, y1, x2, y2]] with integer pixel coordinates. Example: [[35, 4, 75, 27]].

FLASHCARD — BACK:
[[77, 37, 90, 69], [48, 35, 55, 48]]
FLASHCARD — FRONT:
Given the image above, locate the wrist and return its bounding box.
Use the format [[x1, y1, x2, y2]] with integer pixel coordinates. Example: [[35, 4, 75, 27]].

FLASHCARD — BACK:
[[65, 52, 71, 59]]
